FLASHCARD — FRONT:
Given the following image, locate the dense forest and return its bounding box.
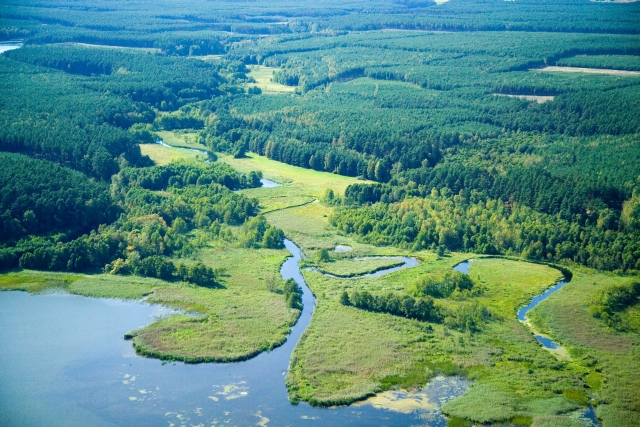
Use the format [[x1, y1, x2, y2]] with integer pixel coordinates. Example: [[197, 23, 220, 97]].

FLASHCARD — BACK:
[[0, 157, 273, 286], [0, 0, 638, 271]]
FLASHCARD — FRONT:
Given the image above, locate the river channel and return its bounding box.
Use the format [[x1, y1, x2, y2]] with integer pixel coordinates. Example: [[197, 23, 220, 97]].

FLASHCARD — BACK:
[[0, 239, 468, 426]]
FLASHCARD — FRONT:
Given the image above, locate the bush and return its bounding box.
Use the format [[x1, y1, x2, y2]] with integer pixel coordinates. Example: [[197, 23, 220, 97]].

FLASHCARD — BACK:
[[284, 279, 303, 310], [590, 281, 640, 330], [411, 271, 476, 299], [343, 290, 439, 322]]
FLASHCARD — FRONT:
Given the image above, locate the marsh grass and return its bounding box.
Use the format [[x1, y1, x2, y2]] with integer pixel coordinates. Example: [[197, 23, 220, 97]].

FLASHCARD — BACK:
[[288, 255, 595, 423], [129, 245, 299, 362], [217, 152, 368, 198], [310, 258, 405, 277], [140, 143, 205, 165], [156, 130, 206, 150], [527, 268, 640, 427]]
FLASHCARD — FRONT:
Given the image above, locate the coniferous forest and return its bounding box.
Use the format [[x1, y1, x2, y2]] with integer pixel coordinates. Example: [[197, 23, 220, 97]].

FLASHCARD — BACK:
[[0, 0, 639, 426]]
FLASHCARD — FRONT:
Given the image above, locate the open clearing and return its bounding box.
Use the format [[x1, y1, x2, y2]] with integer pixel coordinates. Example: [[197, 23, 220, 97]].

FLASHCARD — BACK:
[[246, 65, 297, 93], [218, 152, 368, 198], [539, 66, 640, 76], [310, 257, 405, 277], [156, 130, 206, 150], [140, 143, 206, 165], [61, 42, 161, 53], [494, 94, 555, 103]]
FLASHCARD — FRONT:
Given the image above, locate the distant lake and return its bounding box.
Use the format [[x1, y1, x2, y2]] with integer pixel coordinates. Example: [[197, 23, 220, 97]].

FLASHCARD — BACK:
[[0, 41, 22, 54]]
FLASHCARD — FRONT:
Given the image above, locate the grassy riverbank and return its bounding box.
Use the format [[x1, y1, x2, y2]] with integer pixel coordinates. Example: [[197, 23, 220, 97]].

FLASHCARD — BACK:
[[528, 268, 640, 427], [140, 143, 205, 165], [308, 257, 406, 278]]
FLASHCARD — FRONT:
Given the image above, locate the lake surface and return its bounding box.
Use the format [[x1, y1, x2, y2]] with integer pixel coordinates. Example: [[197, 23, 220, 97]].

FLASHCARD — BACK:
[[0, 41, 22, 54], [0, 239, 467, 426], [260, 178, 281, 188], [452, 260, 472, 274]]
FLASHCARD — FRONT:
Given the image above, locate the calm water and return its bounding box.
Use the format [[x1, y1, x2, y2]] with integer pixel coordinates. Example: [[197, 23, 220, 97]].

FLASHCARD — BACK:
[[260, 178, 281, 188], [516, 279, 570, 349], [454, 258, 569, 350], [0, 240, 467, 426], [452, 260, 472, 274], [0, 41, 22, 54]]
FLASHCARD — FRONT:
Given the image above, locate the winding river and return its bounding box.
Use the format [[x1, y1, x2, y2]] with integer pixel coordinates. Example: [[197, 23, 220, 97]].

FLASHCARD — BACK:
[[0, 239, 467, 426], [453, 259, 569, 350]]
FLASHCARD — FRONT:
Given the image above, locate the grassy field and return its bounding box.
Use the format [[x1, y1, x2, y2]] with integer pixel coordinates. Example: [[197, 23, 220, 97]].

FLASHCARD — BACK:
[[219, 151, 368, 198], [156, 130, 206, 150], [140, 143, 206, 165], [245, 65, 297, 93], [66, 42, 161, 53], [468, 258, 563, 318], [539, 66, 640, 76]]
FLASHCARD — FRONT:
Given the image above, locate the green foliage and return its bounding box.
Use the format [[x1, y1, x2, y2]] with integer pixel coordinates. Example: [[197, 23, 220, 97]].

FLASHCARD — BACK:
[[411, 270, 476, 299], [115, 160, 256, 192], [589, 281, 640, 330], [316, 248, 331, 263], [283, 278, 302, 310], [344, 290, 439, 322], [5, 45, 225, 110], [240, 216, 285, 249], [0, 58, 150, 180], [0, 153, 118, 242], [331, 191, 640, 272]]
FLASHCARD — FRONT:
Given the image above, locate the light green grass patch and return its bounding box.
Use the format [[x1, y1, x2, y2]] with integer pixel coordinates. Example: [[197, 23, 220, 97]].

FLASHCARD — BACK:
[[140, 143, 205, 165], [0, 270, 165, 299], [156, 130, 206, 150], [130, 245, 299, 362], [218, 152, 368, 198], [246, 65, 297, 93], [312, 257, 405, 277], [468, 258, 563, 318], [526, 268, 640, 427]]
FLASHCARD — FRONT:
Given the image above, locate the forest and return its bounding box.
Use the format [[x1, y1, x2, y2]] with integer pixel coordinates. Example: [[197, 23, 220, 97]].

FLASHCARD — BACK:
[[0, 0, 639, 426]]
